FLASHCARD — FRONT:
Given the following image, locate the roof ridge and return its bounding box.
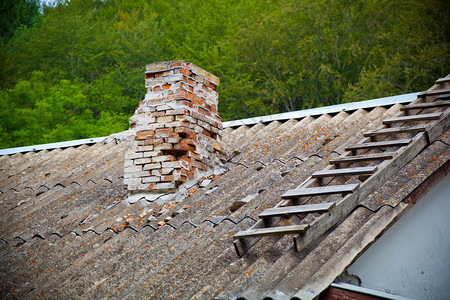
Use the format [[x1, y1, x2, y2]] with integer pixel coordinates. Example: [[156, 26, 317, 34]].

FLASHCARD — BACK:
[[0, 94, 420, 156]]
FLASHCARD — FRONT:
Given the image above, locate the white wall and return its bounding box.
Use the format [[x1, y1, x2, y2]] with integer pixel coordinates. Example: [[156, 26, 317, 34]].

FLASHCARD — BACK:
[[346, 174, 450, 300]]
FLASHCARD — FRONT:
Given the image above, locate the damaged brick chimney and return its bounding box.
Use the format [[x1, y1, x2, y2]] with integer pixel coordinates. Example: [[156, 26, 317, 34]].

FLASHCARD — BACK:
[[124, 61, 224, 198]]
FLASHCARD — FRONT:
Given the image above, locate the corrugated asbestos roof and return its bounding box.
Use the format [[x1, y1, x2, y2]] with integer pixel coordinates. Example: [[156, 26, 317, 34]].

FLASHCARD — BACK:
[[0, 85, 449, 299]]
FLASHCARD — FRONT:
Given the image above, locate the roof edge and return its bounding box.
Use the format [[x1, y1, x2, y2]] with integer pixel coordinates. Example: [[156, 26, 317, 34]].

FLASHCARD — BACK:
[[223, 92, 420, 128], [0, 136, 107, 156], [330, 283, 411, 300], [0, 92, 420, 156]]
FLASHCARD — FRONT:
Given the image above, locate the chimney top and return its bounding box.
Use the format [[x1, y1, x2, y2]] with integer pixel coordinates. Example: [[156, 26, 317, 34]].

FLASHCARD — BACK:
[[145, 61, 220, 87]]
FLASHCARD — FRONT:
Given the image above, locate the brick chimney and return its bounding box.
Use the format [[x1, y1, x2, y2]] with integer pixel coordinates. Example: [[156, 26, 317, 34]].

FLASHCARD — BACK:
[[124, 61, 224, 199]]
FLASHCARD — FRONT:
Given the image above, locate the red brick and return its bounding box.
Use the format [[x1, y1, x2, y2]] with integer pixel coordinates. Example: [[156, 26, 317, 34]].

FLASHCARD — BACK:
[[188, 187, 198, 195], [152, 111, 166, 117], [187, 151, 201, 160], [202, 129, 211, 137], [187, 91, 198, 102], [180, 168, 194, 179], [175, 127, 196, 138], [192, 97, 201, 106], [176, 99, 194, 108], [154, 143, 174, 151], [179, 68, 192, 77], [193, 160, 207, 171], [155, 128, 173, 134], [152, 155, 176, 162], [148, 138, 164, 145], [211, 140, 223, 152], [135, 130, 154, 140], [154, 70, 172, 78], [180, 156, 191, 163], [157, 116, 174, 123], [166, 137, 180, 144], [174, 143, 196, 152], [161, 175, 173, 182]]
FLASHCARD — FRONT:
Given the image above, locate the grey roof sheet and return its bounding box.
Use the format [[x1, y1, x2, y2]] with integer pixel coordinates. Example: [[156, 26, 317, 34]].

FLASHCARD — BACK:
[[0, 95, 448, 299]]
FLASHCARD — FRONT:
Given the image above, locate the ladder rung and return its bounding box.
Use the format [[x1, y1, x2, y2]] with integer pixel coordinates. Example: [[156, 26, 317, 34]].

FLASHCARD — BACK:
[[418, 88, 450, 98], [382, 113, 442, 125], [437, 94, 450, 100], [259, 202, 335, 218], [281, 184, 359, 199], [233, 224, 309, 239], [364, 125, 427, 137], [345, 139, 411, 151], [312, 166, 378, 178], [330, 152, 395, 164], [435, 77, 450, 85], [401, 101, 450, 110]]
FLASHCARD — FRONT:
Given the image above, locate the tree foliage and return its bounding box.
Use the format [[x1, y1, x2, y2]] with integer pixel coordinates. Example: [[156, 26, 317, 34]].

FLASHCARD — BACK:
[[0, 0, 41, 43], [0, 0, 448, 148]]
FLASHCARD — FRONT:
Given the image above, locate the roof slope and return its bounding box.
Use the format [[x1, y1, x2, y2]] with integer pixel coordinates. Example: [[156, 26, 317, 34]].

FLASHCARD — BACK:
[[1, 83, 449, 299]]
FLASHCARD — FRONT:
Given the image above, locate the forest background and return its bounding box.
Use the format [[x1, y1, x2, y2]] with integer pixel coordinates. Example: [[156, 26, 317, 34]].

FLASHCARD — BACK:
[[0, 0, 448, 149]]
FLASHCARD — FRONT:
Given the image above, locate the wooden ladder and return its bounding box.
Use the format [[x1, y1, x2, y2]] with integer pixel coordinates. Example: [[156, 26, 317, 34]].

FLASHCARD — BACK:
[[233, 76, 450, 256]]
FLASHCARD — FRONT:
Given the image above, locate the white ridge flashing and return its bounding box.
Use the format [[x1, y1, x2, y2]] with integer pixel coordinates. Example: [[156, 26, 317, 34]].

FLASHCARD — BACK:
[[223, 92, 420, 128], [0, 92, 420, 156], [0, 137, 107, 156]]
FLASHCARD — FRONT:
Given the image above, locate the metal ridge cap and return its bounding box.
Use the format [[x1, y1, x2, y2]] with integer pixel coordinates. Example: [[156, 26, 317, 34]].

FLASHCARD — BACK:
[[0, 136, 107, 156], [223, 92, 420, 128], [0, 92, 420, 156]]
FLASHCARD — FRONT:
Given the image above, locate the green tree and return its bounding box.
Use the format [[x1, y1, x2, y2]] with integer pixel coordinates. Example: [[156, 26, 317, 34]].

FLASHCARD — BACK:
[[0, 0, 41, 43], [234, 0, 449, 111], [0, 71, 128, 148], [0, 0, 448, 149]]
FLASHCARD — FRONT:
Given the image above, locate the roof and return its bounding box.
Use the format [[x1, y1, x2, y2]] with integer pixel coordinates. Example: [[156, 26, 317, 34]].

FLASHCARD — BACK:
[[0, 81, 449, 299]]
